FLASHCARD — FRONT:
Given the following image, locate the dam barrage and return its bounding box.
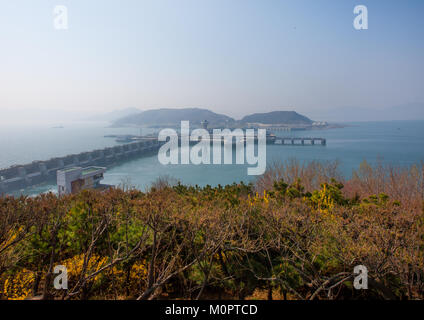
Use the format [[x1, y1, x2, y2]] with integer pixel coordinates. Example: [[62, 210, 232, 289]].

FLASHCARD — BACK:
[[0, 139, 162, 194]]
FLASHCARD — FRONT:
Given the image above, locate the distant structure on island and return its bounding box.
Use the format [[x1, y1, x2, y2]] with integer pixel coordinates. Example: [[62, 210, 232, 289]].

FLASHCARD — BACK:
[[57, 166, 108, 196], [201, 120, 209, 130], [312, 121, 328, 127]]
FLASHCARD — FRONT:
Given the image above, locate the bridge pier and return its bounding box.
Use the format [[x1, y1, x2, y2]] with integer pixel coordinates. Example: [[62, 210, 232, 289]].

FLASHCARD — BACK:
[[39, 163, 48, 176], [273, 137, 326, 146]]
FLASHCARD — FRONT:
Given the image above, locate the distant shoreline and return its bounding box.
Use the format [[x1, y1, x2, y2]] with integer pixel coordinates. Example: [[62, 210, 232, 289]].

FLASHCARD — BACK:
[[108, 122, 348, 131]]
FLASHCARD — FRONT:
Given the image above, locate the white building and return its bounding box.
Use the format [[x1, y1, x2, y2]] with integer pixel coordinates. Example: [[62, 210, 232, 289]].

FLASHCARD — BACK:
[[57, 166, 107, 196], [312, 121, 328, 126]]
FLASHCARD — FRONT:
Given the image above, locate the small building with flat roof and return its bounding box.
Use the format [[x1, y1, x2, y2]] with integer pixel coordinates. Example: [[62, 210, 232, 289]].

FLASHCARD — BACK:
[[57, 166, 107, 196], [201, 120, 209, 130]]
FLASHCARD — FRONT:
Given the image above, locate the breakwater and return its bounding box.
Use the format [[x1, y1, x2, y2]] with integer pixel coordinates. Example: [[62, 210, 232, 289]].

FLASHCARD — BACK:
[[0, 139, 162, 194]]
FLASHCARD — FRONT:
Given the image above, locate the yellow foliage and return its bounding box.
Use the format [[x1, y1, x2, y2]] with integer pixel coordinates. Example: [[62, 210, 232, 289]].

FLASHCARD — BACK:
[[316, 184, 334, 213], [2, 269, 35, 300], [61, 254, 108, 282], [248, 190, 270, 206], [108, 261, 148, 294], [0, 227, 23, 252]]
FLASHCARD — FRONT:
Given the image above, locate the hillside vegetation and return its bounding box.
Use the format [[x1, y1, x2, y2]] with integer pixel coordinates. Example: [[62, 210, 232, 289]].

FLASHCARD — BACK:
[[112, 108, 235, 127], [1, 160, 423, 300], [240, 111, 313, 125]]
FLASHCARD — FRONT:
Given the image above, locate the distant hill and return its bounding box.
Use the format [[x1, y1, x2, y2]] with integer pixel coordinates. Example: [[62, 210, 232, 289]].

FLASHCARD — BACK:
[[86, 107, 141, 122], [240, 111, 313, 125], [112, 108, 235, 127]]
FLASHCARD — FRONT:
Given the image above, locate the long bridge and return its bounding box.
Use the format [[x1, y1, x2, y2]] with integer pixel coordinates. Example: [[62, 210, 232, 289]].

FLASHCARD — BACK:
[[0, 139, 162, 194], [0, 135, 326, 194]]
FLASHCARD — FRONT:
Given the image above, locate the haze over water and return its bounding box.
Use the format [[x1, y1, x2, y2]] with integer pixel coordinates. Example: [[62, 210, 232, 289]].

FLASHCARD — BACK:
[[1, 1, 423, 196], [2, 120, 424, 196]]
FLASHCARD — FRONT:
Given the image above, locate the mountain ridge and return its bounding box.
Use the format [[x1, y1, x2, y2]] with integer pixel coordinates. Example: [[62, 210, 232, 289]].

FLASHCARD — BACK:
[[111, 108, 314, 127], [112, 108, 235, 127]]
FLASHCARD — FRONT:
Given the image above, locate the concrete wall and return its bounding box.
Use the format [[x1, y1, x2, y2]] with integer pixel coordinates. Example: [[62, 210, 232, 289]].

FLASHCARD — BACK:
[[0, 139, 162, 194]]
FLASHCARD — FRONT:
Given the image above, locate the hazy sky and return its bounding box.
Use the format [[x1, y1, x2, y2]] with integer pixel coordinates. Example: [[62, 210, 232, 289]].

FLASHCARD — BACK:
[[0, 0, 423, 122]]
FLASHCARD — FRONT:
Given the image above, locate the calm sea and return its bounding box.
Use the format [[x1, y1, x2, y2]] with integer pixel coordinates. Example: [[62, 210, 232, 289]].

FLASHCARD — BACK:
[[1, 120, 424, 195]]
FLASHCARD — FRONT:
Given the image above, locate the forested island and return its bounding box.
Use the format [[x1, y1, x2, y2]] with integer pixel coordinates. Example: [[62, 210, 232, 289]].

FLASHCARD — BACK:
[[110, 108, 337, 130]]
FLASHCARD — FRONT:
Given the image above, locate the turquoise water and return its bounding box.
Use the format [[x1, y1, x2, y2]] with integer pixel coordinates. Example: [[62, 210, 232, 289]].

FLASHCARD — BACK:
[[2, 120, 424, 195]]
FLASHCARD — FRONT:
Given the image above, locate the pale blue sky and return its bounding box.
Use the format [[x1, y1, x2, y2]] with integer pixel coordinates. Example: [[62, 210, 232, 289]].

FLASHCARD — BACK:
[[0, 0, 423, 122]]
